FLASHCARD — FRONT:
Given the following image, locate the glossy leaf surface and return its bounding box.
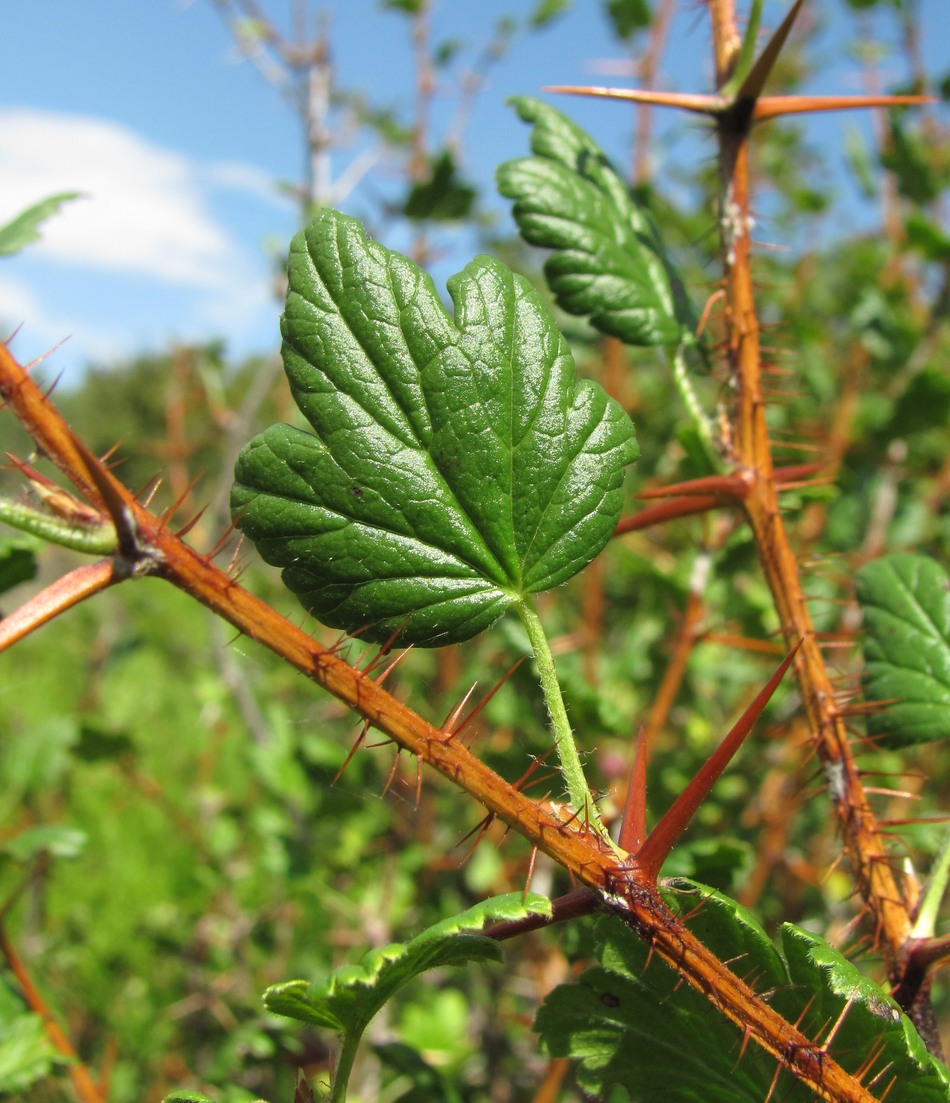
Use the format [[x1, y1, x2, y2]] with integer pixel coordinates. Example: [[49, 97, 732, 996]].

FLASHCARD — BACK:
[[232, 208, 637, 646], [536, 881, 950, 1102], [857, 554, 950, 746], [497, 96, 695, 347]]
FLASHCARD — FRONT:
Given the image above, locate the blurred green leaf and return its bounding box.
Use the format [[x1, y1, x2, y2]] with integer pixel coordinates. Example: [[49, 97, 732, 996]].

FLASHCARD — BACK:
[[497, 97, 696, 347], [531, 0, 572, 27], [906, 211, 950, 262], [604, 0, 651, 39], [381, 0, 424, 13], [402, 151, 476, 222], [0, 192, 79, 257], [375, 1042, 464, 1103], [890, 365, 950, 436], [232, 208, 637, 646], [0, 1012, 64, 1093], [844, 124, 878, 199], [0, 535, 38, 595], [74, 724, 135, 762], [882, 113, 944, 205], [857, 554, 950, 747], [3, 824, 88, 861]]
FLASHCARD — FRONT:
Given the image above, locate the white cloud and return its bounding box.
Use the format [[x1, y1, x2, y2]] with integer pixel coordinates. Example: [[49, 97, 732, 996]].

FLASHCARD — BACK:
[[0, 109, 287, 372], [0, 108, 266, 287]]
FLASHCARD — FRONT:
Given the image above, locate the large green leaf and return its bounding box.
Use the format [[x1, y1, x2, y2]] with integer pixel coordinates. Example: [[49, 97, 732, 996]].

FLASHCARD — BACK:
[[535, 880, 950, 1102], [856, 554, 950, 747], [496, 96, 696, 348], [232, 208, 638, 646]]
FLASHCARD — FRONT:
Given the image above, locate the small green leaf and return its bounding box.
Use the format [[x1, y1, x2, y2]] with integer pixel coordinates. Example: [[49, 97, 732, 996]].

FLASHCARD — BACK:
[[0, 1011, 64, 1093], [531, 0, 572, 27], [536, 881, 950, 1102], [2, 824, 88, 862], [857, 554, 950, 747], [497, 97, 696, 348], [0, 193, 80, 257], [402, 151, 476, 222], [232, 208, 637, 646], [603, 0, 651, 39], [265, 894, 551, 1102]]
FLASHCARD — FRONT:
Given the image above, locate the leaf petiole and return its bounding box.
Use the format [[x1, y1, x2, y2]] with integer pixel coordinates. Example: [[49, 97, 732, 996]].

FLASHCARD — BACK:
[[912, 826, 950, 939], [515, 597, 613, 845], [0, 496, 118, 555]]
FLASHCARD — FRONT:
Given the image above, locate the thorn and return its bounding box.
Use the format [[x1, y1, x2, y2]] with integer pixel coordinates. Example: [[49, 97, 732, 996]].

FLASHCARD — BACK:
[[703, 632, 785, 656], [333, 720, 371, 785], [207, 520, 241, 562], [634, 643, 802, 882], [440, 682, 480, 737], [733, 0, 806, 105], [449, 658, 525, 739], [158, 474, 204, 528], [618, 727, 648, 854], [819, 985, 860, 1053], [368, 645, 412, 686], [523, 845, 539, 901], [510, 748, 559, 796], [363, 616, 413, 666], [754, 93, 935, 121], [544, 84, 727, 116], [174, 505, 209, 539], [381, 749, 401, 797], [456, 811, 495, 852], [636, 473, 751, 501], [695, 289, 726, 339]]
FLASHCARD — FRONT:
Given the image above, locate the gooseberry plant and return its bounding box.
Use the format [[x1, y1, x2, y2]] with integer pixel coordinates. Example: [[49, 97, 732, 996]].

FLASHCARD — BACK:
[[3, 2, 950, 1101]]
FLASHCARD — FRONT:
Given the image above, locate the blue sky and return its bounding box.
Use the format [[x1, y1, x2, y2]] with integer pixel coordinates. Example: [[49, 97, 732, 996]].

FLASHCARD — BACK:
[[1, 1, 946, 382]]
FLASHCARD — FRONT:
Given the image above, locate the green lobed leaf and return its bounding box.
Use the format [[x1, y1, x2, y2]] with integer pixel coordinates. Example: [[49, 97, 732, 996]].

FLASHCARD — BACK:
[[232, 208, 638, 646], [0, 192, 80, 257], [265, 892, 551, 1033], [496, 96, 696, 348], [856, 554, 950, 747], [535, 880, 950, 1102], [265, 894, 551, 1101]]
